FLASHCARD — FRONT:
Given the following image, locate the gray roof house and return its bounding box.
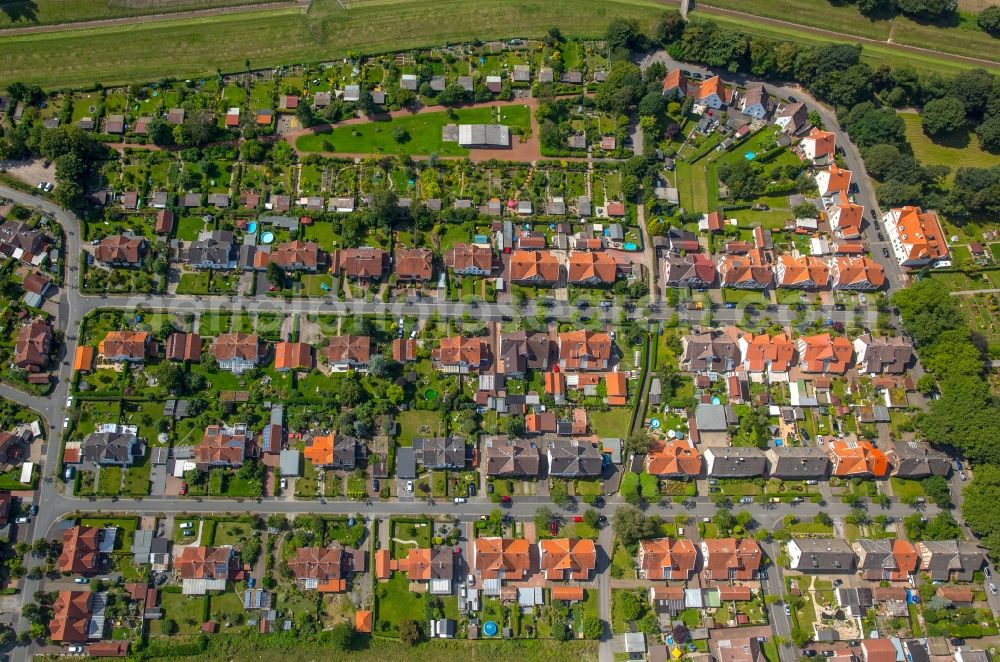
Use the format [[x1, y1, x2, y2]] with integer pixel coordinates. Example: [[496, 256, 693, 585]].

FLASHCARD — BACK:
[[917, 541, 986, 581], [546, 439, 603, 478], [187, 230, 238, 270], [888, 442, 951, 478], [703, 447, 767, 478], [765, 446, 830, 479], [694, 403, 736, 432], [82, 429, 143, 466], [681, 332, 740, 372], [396, 446, 416, 480], [279, 449, 302, 477], [484, 437, 541, 476], [786, 538, 856, 573], [413, 436, 467, 470]]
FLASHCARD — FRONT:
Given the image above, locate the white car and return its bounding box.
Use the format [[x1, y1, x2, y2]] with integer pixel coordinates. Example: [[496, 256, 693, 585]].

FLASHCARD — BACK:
[[279, 478, 288, 490], [179, 522, 193, 529], [73, 577, 89, 584], [15, 516, 29, 524], [467, 574, 475, 585], [406, 480, 413, 492], [453, 497, 466, 504], [63, 417, 70, 429], [68, 645, 84, 653], [991, 583, 998, 596]]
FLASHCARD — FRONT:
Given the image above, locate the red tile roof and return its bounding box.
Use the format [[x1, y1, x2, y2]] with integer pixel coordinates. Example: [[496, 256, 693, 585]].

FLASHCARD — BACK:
[[539, 538, 596, 580], [638, 538, 697, 580]]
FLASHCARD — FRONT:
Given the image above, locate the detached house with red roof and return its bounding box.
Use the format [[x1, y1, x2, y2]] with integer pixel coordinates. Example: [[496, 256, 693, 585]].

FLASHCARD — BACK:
[[213, 332, 262, 374], [99, 331, 151, 363], [831, 256, 885, 290], [432, 336, 490, 374], [49, 591, 93, 643], [558, 330, 612, 371], [473, 537, 533, 580], [270, 241, 325, 272], [883, 206, 949, 268], [567, 251, 618, 285], [738, 332, 796, 379], [638, 538, 698, 580], [816, 164, 852, 197], [801, 128, 836, 161], [508, 250, 560, 285], [445, 243, 493, 276], [718, 250, 773, 289], [175, 545, 237, 594], [775, 254, 830, 289], [289, 544, 365, 592], [539, 538, 596, 581], [827, 194, 864, 239], [194, 424, 254, 468], [395, 247, 434, 282], [701, 538, 763, 581], [796, 334, 853, 374], [829, 439, 888, 478], [646, 439, 702, 478], [58, 526, 100, 574]]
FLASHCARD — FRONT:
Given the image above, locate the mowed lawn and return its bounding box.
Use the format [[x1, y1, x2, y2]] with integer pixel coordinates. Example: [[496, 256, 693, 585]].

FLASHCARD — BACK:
[[0, 0, 665, 88], [0, 0, 283, 28], [296, 105, 530, 156], [700, 0, 1000, 64], [901, 113, 1000, 178]]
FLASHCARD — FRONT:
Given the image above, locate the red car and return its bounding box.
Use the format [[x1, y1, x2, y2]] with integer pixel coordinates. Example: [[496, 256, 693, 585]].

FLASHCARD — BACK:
[[573, 516, 583, 523], [179, 482, 188, 496], [500, 495, 512, 504], [549, 520, 559, 535]]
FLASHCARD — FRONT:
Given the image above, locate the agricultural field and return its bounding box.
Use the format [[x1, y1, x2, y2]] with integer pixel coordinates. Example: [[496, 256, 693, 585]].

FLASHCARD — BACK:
[[699, 0, 1000, 66], [0, 0, 666, 89], [0, 0, 298, 28], [900, 113, 1000, 179]]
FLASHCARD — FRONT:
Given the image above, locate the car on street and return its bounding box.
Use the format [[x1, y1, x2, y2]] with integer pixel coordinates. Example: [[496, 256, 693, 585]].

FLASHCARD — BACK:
[[29, 504, 38, 515], [787, 95, 797, 102], [66, 396, 73, 407], [573, 516, 583, 522], [955, 459, 964, 470], [877, 232, 885, 241], [960, 471, 967, 481], [68, 645, 84, 653], [725, 303, 736, 309], [15, 516, 28, 524], [74, 577, 89, 584], [832, 579, 843, 587], [501, 495, 512, 504], [802, 651, 817, 658], [454, 497, 466, 504], [784, 604, 791, 615], [467, 574, 475, 585], [986, 566, 992, 578], [870, 209, 877, 219], [609, 330, 616, 341], [406, 480, 413, 492], [882, 247, 890, 258], [63, 417, 70, 429], [740, 496, 754, 504], [598, 515, 607, 524], [990, 583, 997, 595]]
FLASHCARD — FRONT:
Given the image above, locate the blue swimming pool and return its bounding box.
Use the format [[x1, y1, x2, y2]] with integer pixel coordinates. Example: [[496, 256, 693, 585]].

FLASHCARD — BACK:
[[624, 242, 637, 251], [260, 231, 275, 244], [483, 621, 498, 637], [247, 221, 257, 234], [745, 151, 757, 160]]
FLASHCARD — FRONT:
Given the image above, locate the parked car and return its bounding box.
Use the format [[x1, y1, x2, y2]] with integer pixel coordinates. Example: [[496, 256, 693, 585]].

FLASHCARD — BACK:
[[784, 604, 791, 615], [373, 479, 380, 492], [183, 530, 195, 537], [802, 651, 817, 658], [15, 516, 28, 524], [870, 209, 877, 219], [467, 574, 475, 585], [29, 504, 38, 516], [487, 483, 494, 494], [573, 516, 583, 523], [832, 579, 843, 587], [740, 496, 754, 504], [180, 522, 193, 529], [406, 480, 413, 492], [74, 577, 89, 584], [454, 497, 466, 504], [68, 645, 84, 653], [179, 482, 188, 495], [882, 248, 890, 258], [500, 495, 512, 504], [279, 478, 288, 490], [960, 471, 967, 481], [990, 583, 997, 596], [548, 520, 559, 535]]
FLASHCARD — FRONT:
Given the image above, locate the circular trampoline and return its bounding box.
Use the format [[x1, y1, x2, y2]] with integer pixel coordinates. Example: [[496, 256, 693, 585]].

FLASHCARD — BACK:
[[483, 621, 498, 637]]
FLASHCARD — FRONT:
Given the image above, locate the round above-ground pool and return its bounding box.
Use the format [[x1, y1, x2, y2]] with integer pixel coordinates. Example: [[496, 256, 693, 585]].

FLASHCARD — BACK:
[[424, 388, 439, 401], [247, 221, 257, 233], [260, 231, 275, 244], [483, 621, 498, 637], [649, 418, 661, 430]]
